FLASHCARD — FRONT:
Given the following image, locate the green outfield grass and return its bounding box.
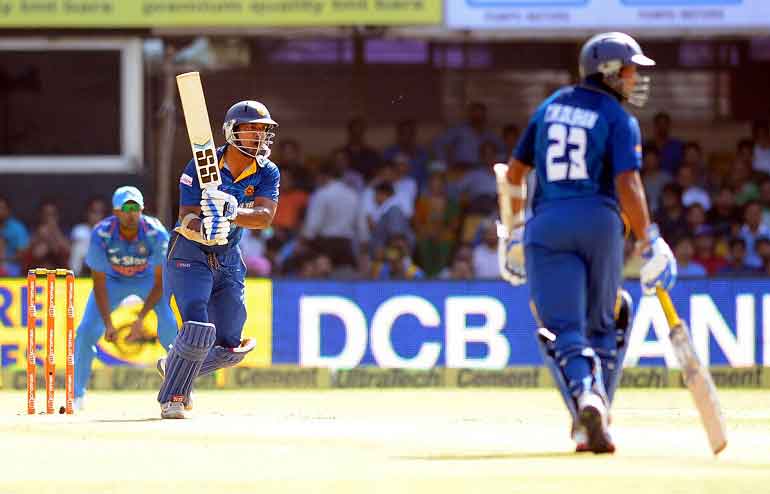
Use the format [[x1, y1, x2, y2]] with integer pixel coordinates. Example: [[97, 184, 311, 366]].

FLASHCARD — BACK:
[[0, 389, 768, 494]]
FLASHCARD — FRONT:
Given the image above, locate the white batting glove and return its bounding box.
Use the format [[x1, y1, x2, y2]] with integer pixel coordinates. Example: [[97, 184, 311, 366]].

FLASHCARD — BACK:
[[201, 216, 230, 245], [201, 189, 238, 221], [639, 224, 677, 295], [497, 221, 526, 286]]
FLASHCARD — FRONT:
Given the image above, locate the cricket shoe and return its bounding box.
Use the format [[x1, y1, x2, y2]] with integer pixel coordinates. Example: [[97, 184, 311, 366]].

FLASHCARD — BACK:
[[577, 391, 615, 454], [571, 423, 590, 453], [156, 356, 194, 411], [73, 396, 86, 412], [160, 400, 186, 419]]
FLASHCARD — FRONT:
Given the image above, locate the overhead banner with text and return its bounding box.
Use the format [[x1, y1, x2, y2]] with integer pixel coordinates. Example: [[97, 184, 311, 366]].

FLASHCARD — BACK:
[[0, 0, 441, 27], [447, 0, 770, 31]]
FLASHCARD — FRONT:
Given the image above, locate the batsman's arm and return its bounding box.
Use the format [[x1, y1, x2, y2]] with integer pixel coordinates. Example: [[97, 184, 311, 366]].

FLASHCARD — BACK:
[[91, 270, 115, 333], [615, 169, 651, 244], [505, 158, 532, 226], [234, 197, 277, 230], [136, 266, 164, 321]]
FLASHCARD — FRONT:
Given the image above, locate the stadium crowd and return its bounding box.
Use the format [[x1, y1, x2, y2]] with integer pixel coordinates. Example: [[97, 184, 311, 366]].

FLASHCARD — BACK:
[[2, 105, 770, 281]]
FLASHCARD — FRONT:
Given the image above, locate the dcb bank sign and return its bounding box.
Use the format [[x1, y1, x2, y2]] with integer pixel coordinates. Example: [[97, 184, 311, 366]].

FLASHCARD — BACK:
[[272, 280, 770, 369]]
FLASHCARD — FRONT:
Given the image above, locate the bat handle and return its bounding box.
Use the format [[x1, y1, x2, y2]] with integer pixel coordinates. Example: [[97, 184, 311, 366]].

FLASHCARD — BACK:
[[655, 286, 681, 329]]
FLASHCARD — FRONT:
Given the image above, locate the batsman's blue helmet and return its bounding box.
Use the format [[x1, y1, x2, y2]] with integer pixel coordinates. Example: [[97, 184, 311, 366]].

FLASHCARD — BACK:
[[223, 100, 278, 165], [579, 32, 655, 107]]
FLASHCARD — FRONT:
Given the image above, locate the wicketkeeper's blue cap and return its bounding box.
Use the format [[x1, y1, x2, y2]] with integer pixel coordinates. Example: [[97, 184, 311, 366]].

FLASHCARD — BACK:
[[112, 186, 144, 209]]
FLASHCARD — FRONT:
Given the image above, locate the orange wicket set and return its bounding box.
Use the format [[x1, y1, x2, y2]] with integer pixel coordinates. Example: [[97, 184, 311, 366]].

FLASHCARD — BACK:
[[26, 268, 75, 415]]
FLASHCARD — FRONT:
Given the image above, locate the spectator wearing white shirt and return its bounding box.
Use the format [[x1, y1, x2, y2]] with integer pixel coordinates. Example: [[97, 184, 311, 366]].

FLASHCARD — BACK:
[[69, 197, 107, 275], [740, 200, 770, 268], [472, 221, 501, 279], [301, 167, 368, 269], [677, 165, 711, 211]]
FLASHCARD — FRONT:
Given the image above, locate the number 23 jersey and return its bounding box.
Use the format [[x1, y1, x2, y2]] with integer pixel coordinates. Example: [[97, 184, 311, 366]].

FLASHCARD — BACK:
[[513, 82, 642, 212]]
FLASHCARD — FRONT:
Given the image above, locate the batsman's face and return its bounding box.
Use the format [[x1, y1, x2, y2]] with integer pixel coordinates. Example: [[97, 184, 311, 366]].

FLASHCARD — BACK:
[[619, 65, 638, 95], [236, 123, 268, 148]]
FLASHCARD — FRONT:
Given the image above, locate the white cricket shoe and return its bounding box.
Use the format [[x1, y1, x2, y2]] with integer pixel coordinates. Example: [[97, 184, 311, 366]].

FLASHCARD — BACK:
[[156, 357, 194, 411], [160, 400, 186, 419], [577, 391, 615, 454], [73, 396, 86, 412]]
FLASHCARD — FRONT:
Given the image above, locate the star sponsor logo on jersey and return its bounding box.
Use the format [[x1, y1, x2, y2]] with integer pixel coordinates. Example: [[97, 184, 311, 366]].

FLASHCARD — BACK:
[[180, 173, 194, 187], [244, 185, 255, 196]]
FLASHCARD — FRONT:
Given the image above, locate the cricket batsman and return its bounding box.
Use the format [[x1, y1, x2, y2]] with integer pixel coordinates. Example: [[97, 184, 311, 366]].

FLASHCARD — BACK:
[[157, 100, 280, 418], [74, 186, 178, 410], [498, 32, 677, 453]]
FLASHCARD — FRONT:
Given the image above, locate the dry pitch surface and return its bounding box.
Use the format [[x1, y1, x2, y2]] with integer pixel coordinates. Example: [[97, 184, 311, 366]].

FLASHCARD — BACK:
[[0, 389, 768, 494]]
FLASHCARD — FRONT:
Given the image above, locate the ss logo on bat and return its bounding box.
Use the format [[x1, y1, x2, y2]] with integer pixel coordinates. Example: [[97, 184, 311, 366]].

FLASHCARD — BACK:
[[196, 148, 219, 185]]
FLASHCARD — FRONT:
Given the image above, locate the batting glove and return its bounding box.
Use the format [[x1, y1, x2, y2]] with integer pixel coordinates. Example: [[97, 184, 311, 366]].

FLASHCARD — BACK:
[[201, 215, 230, 246], [497, 220, 526, 286], [639, 224, 677, 295], [201, 189, 238, 221]]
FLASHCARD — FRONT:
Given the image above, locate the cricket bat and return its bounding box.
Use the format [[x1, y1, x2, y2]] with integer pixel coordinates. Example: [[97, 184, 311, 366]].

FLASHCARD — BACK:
[[656, 286, 727, 455], [494, 163, 516, 233], [177, 72, 221, 189]]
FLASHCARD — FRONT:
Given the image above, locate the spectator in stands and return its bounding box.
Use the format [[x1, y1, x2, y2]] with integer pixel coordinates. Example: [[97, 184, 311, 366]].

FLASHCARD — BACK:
[[677, 165, 711, 210], [641, 145, 672, 215], [391, 154, 418, 218], [438, 244, 473, 280], [707, 187, 740, 239], [648, 112, 684, 174], [413, 171, 460, 277], [368, 182, 414, 255], [23, 200, 70, 272], [755, 236, 770, 272], [453, 140, 499, 216], [501, 123, 520, 159], [685, 203, 707, 236], [434, 101, 504, 171], [271, 167, 308, 237], [719, 237, 761, 276], [370, 234, 423, 280], [472, 221, 500, 279], [342, 117, 381, 180], [655, 183, 688, 244], [330, 147, 365, 193], [729, 159, 760, 206], [275, 138, 315, 192], [301, 166, 367, 270], [674, 236, 707, 278], [759, 178, 770, 228], [740, 201, 770, 268], [240, 229, 271, 277], [69, 196, 108, 276], [382, 119, 430, 192], [692, 227, 727, 275], [682, 141, 713, 190], [0, 237, 11, 276], [737, 138, 754, 169], [752, 120, 770, 175], [0, 195, 29, 276]]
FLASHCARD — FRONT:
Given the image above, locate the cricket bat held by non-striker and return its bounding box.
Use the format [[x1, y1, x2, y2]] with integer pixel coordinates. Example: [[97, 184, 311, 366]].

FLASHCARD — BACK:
[[176, 72, 221, 189], [656, 286, 727, 455]]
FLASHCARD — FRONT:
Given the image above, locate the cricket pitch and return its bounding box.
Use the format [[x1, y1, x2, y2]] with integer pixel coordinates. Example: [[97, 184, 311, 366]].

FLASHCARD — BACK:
[[0, 389, 768, 494]]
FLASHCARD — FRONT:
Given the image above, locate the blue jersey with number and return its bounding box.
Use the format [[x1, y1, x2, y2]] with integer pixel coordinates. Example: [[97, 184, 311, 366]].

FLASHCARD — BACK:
[[177, 145, 280, 253], [513, 83, 641, 212], [86, 215, 169, 280]]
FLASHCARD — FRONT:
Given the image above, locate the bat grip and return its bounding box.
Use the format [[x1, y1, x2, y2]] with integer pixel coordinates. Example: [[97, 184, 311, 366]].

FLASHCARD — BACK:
[[655, 286, 681, 328]]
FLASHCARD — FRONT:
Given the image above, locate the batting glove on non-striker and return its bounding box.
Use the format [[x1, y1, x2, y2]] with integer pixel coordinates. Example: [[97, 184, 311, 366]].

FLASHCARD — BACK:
[[497, 220, 526, 286], [639, 224, 677, 295]]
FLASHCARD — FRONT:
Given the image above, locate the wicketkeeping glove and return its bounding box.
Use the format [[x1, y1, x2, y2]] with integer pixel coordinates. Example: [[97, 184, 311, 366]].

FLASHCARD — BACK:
[[639, 224, 677, 295], [201, 189, 238, 221]]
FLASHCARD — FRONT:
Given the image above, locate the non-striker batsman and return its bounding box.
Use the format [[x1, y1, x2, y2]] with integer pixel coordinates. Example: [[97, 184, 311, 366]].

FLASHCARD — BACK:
[[499, 32, 677, 453], [158, 101, 280, 418]]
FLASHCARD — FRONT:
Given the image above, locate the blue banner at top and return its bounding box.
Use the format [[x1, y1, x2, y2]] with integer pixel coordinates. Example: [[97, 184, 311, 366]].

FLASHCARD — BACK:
[[271, 279, 770, 369]]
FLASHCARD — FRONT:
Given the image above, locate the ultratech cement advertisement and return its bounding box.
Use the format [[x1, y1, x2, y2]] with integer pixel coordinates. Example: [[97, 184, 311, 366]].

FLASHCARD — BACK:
[[0, 0, 441, 27], [271, 279, 770, 369]]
